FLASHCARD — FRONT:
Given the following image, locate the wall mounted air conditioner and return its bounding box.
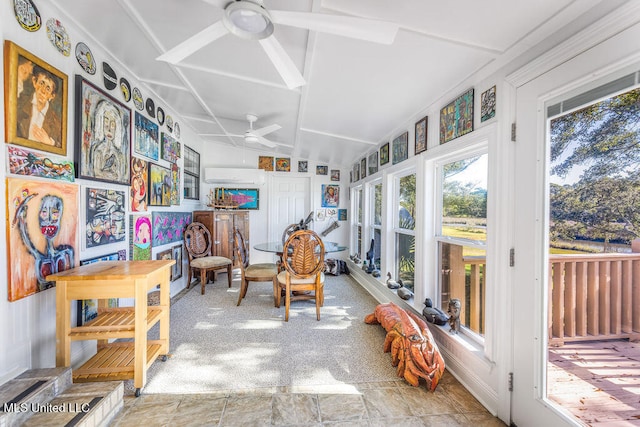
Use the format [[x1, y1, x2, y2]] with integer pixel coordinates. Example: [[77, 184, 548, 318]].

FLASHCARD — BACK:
[[204, 167, 266, 185]]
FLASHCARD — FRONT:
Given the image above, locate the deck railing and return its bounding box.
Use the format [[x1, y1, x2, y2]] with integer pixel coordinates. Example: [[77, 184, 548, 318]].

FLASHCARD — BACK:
[[549, 253, 640, 345]]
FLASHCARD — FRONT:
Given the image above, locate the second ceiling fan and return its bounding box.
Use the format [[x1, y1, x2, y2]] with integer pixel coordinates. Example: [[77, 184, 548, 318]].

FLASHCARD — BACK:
[[157, 0, 399, 89]]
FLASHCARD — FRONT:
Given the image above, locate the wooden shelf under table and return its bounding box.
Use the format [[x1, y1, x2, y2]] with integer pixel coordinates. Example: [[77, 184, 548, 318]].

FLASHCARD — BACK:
[[69, 307, 165, 340], [72, 341, 164, 383]]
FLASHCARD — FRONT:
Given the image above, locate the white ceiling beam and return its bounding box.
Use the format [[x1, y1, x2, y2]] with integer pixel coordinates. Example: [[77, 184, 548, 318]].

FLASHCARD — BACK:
[[300, 127, 379, 145]]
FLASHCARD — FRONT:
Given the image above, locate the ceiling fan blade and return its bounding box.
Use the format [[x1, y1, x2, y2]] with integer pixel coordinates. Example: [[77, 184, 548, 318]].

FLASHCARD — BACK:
[[199, 133, 243, 138], [157, 21, 229, 64], [258, 35, 306, 89], [255, 136, 279, 148], [253, 123, 281, 137], [270, 10, 399, 45], [201, 0, 231, 9]]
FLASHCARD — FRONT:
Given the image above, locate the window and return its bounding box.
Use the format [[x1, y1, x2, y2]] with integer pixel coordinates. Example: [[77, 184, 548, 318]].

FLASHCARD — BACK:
[[437, 153, 487, 337], [367, 181, 382, 270], [352, 187, 363, 258], [395, 173, 415, 291], [183, 145, 200, 200]]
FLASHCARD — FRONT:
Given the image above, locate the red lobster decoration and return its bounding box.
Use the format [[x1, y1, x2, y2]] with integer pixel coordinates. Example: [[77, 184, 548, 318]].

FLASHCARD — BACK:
[[365, 302, 445, 391]]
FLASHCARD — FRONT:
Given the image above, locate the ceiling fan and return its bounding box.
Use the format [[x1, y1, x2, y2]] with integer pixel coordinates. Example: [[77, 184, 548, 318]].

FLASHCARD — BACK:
[[201, 114, 284, 148], [156, 0, 399, 89]]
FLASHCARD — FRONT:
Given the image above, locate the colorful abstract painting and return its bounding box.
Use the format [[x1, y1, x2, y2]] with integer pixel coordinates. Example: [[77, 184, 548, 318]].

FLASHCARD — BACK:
[[7, 177, 79, 301], [214, 188, 259, 210], [161, 132, 180, 163], [321, 184, 339, 208], [130, 156, 148, 211], [439, 88, 474, 144], [134, 111, 159, 161], [171, 163, 180, 205], [149, 162, 171, 206], [392, 132, 408, 165], [275, 157, 290, 172], [258, 156, 274, 171], [129, 214, 152, 260], [77, 252, 120, 325], [84, 186, 126, 248], [481, 85, 496, 122], [151, 211, 191, 246], [7, 145, 75, 182]]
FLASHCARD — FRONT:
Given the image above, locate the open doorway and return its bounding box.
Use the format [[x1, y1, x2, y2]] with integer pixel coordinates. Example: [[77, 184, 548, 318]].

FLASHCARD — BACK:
[[546, 83, 640, 424]]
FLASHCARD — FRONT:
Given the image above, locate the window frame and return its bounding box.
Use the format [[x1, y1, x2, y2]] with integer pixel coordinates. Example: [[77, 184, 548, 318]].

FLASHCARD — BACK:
[[392, 170, 417, 292], [183, 145, 200, 200]]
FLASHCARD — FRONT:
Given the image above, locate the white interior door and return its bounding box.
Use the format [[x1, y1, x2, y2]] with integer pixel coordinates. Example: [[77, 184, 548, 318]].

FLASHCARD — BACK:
[[511, 20, 640, 426], [269, 176, 310, 244]]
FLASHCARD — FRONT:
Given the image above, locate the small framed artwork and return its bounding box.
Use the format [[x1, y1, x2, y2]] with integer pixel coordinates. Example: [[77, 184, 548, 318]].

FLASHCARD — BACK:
[[380, 142, 390, 165], [481, 85, 496, 122], [275, 157, 290, 172], [84, 186, 126, 249], [130, 157, 148, 212], [360, 158, 366, 178], [77, 297, 118, 327], [215, 188, 259, 209], [170, 163, 180, 205], [4, 40, 68, 155], [316, 165, 328, 175], [130, 214, 152, 260], [75, 76, 131, 185], [157, 248, 172, 262], [298, 161, 308, 172], [440, 88, 474, 144], [392, 132, 408, 165], [149, 162, 171, 206], [321, 184, 339, 208], [353, 162, 360, 182], [330, 170, 340, 181], [161, 132, 180, 163], [7, 145, 75, 182], [316, 209, 326, 221], [258, 156, 274, 171], [134, 111, 159, 161], [171, 244, 183, 281], [338, 209, 347, 221], [368, 152, 378, 175], [415, 116, 428, 155]]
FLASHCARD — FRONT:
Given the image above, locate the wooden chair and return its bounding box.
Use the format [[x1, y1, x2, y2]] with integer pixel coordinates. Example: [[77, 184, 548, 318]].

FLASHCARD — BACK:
[[233, 227, 278, 306], [276, 229, 326, 321], [184, 222, 232, 295]]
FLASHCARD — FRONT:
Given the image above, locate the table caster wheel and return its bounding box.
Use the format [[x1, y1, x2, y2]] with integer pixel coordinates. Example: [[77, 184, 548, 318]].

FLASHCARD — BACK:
[[135, 388, 141, 397], [161, 355, 168, 362]]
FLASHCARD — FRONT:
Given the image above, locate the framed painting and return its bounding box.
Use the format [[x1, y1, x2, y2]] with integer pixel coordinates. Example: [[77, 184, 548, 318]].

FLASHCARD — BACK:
[[7, 177, 79, 301], [75, 76, 131, 185], [298, 160, 308, 173], [439, 88, 474, 144], [171, 244, 183, 281], [321, 184, 339, 208], [157, 248, 172, 262], [130, 157, 148, 211], [392, 131, 408, 165], [134, 111, 159, 161], [7, 145, 74, 182], [214, 188, 259, 210], [161, 132, 180, 163], [129, 214, 152, 260], [380, 142, 390, 165], [4, 41, 68, 155], [258, 156, 274, 171], [353, 162, 360, 182], [77, 251, 119, 326], [360, 158, 366, 178], [331, 170, 340, 181], [151, 211, 191, 246], [481, 85, 496, 122], [415, 116, 428, 155], [84, 186, 126, 249], [368, 152, 378, 175], [170, 163, 180, 205], [338, 209, 347, 221], [149, 162, 171, 206], [275, 157, 290, 172]]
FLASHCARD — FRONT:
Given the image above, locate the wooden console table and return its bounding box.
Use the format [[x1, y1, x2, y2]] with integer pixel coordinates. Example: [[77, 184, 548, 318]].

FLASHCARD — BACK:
[[47, 260, 174, 397]]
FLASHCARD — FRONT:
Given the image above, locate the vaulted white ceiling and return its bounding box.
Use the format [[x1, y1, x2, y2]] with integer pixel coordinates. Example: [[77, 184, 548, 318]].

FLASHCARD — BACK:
[[51, 0, 625, 166]]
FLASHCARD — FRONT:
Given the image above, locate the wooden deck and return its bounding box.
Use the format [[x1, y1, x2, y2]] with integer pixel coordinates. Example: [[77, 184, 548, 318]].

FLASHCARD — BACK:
[[548, 340, 640, 426]]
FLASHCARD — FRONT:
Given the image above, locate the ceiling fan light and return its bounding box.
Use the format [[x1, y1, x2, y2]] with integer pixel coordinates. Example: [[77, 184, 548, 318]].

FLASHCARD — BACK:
[[245, 134, 259, 144], [223, 1, 273, 40]]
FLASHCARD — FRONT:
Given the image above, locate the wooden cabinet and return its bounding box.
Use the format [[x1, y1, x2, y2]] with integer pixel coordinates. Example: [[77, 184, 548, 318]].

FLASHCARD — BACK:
[[193, 210, 249, 266], [48, 260, 174, 397]]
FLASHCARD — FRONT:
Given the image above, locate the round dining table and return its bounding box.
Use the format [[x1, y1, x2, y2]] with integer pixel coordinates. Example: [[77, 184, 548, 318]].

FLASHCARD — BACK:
[[254, 241, 347, 254]]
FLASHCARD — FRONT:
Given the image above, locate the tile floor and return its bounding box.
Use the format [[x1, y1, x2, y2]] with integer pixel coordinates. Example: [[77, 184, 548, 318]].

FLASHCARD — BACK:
[[110, 372, 506, 426]]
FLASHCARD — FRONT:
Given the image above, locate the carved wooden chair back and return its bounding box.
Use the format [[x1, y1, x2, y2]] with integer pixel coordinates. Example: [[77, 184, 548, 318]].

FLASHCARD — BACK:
[[281, 223, 298, 245], [233, 226, 250, 270], [282, 229, 325, 279], [184, 222, 213, 261]]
